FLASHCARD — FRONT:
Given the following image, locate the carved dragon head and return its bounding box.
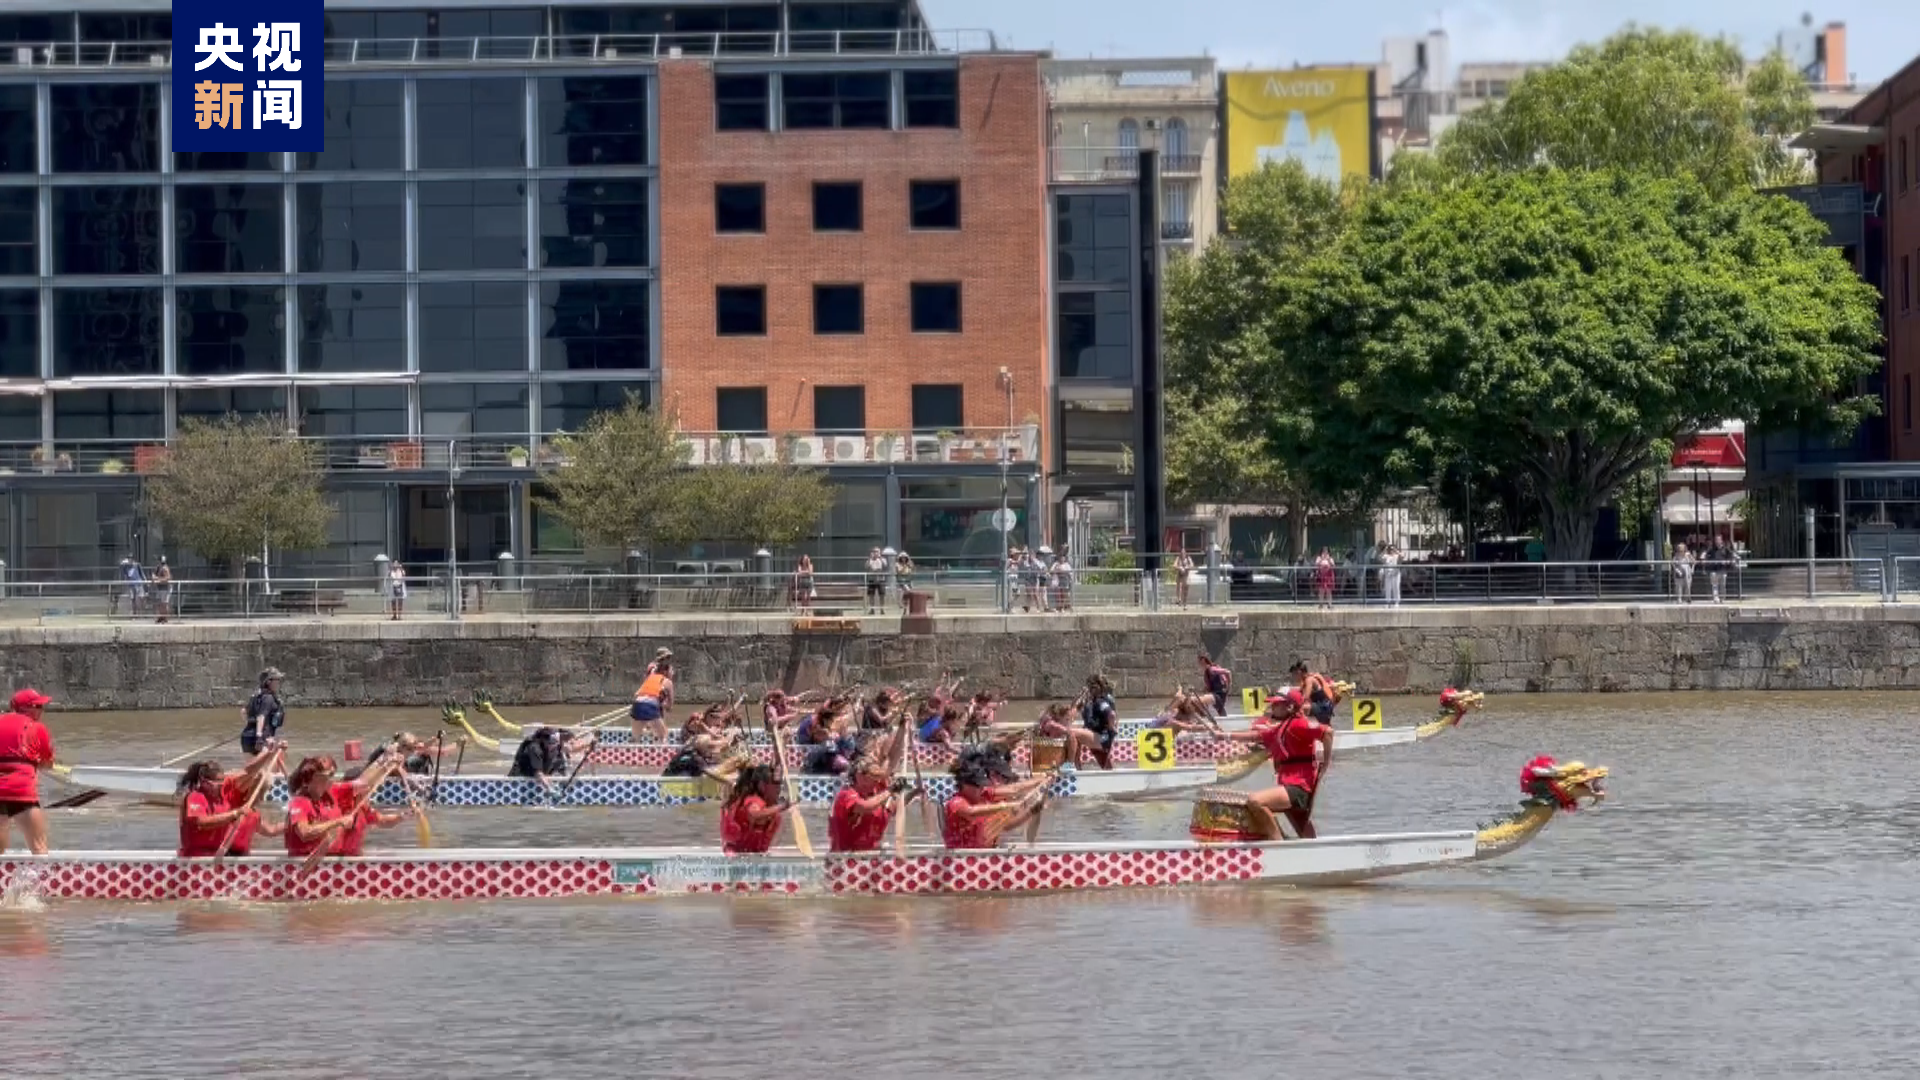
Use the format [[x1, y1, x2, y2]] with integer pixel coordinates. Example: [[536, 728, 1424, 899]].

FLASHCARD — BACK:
[[1519, 755, 1607, 810]]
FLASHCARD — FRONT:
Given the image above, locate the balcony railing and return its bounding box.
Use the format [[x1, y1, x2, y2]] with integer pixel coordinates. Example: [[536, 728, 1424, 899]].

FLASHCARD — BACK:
[[1051, 147, 1202, 184], [1161, 154, 1203, 175], [1161, 221, 1195, 242], [0, 427, 1042, 477], [0, 29, 1000, 70]]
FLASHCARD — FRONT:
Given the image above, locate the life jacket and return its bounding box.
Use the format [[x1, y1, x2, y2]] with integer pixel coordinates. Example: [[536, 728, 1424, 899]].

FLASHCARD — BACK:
[[1270, 716, 1319, 766], [635, 673, 668, 701], [1080, 695, 1117, 733], [1204, 665, 1231, 694]]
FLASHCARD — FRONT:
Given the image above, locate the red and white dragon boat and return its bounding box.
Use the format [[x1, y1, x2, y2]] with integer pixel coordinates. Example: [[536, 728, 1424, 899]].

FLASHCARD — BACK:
[[1, 759, 1605, 904]]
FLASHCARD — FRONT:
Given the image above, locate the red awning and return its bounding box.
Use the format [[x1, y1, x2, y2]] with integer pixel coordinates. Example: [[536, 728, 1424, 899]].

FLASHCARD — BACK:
[[1671, 433, 1746, 468]]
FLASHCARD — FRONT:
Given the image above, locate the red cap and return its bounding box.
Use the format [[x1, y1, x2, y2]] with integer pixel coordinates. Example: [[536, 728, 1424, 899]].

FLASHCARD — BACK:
[[11, 688, 50, 709], [1270, 688, 1304, 708]]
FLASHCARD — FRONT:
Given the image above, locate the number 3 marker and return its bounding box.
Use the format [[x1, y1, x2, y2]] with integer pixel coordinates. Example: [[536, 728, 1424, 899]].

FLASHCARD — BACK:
[[1135, 728, 1175, 770]]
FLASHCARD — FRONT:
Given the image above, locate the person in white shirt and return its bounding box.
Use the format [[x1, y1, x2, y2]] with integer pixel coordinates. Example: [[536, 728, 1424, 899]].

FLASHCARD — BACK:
[[1379, 544, 1404, 608]]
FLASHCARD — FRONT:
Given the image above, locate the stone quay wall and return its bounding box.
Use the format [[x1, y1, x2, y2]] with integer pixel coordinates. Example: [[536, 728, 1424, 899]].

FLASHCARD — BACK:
[[5, 602, 1917, 711]]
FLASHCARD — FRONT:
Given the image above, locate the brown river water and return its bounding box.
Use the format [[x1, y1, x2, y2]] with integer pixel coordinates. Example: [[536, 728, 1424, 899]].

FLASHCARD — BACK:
[[4, 693, 1920, 1079]]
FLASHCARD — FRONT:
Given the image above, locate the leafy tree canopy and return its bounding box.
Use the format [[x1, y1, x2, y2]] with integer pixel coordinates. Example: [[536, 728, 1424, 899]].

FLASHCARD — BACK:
[[1437, 27, 1816, 192], [146, 415, 333, 567]]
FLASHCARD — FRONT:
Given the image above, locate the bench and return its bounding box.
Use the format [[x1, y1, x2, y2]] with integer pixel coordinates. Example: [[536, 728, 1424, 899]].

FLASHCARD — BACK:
[[270, 588, 348, 616], [809, 581, 866, 615]]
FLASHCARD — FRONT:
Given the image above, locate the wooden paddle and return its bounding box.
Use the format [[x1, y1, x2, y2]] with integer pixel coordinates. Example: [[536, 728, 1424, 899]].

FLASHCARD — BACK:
[[906, 717, 939, 842], [47, 789, 107, 810], [396, 771, 433, 848], [1023, 788, 1049, 848], [214, 750, 284, 860], [554, 731, 599, 803], [161, 735, 235, 768], [428, 729, 445, 803], [767, 714, 812, 857]]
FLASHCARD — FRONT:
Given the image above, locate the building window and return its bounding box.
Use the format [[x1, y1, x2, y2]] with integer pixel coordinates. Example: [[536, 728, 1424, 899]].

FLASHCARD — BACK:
[[716, 183, 765, 233], [297, 384, 408, 437], [814, 284, 864, 335], [297, 284, 407, 373], [50, 83, 159, 173], [419, 180, 528, 271], [175, 149, 279, 172], [295, 182, 406, 273], [1165, 117, 1189, 159], [53, 287, 163, 376], [1058, 291, 1134, 379], [911, 384, 963, 432], [422, 383, 531, 437], [1056, 191, 1132, 283], [0, 288, 35, 378], [0, 187, 34, 275], [538, 178, 650, 268], [53, 389, 163, 442], [1164, 182, 1192, 230], [179, 386, 285, 424], [909, 180, 961, 230], [716, 286, 767, 336], [715, 74, 771, 132], [417, 77, 527, 170], [540, 381, 651, 434], [1117, 118, 1140, 158], [299, 81, 404, 171], [421, 281, 528, 372], [537, 76, 647, 167], [52, 186, 162, 275], [903, 69, 959, 128], [910, 282, 961, 333], [716, 387, 769, 434], [813, 385, 866, 433], [783, 72, 891, 130], [813, 182, 863, 232], [176, 285, 287, 376], [0, 85, 36, 174], [538, 280, 651, 372], [175, 184, 285, 274]]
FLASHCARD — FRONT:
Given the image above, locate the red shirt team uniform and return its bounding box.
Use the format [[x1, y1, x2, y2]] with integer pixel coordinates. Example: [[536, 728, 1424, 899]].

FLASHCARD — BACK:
[[828, 788, 890, 852], [178, 775, 261, 857], [723, 795, 780, 855], [1259, 716, 1330, 794], [0, 708, 54, 808], [943, 794, 989, 849]]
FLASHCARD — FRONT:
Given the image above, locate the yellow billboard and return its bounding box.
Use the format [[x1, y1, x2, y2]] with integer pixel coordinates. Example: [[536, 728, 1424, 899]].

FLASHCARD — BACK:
[[1224, 67, 1375, 187]]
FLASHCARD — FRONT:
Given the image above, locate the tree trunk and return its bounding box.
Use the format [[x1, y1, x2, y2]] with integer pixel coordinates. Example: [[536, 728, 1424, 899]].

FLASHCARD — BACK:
[[1285, 493, 1310, 562], [1543, 498, 1601, 596]]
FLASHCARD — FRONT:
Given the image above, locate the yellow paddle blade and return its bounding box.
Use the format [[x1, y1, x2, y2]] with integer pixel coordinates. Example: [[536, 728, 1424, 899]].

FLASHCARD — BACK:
[[789, 809, 814, 858], [50, 762, 71, 779], [1215, 748, 1270, 784], [414, 809, 433, 849]]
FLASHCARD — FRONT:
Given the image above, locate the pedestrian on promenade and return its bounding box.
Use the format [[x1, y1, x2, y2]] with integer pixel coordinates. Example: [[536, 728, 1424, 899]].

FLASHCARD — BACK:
[[863, 548, 887, 614], [1314, 548, 1337, 610], [1705, 535, 1734, 603], [792, 554, 816, 614], [152, 556, 173, 623], [1174, 548, 1194, 607], [1380, 545, 1404, 608], [1671, 543, 1695, 603], [386, 561, 408, 620], [894, 551, 916, 611], [1049, 550, 1075, 612]]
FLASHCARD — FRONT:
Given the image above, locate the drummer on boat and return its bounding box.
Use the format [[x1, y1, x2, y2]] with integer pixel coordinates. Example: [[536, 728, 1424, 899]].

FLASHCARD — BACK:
[[177, 739, 288, 857], [0, 688, 55, 855], [630, 660, 674, 743], [721, 764, 798, 855], [1222, 688, 1334, 839], [241, 668, 287, 755], [283, 753, 414, 859], [944, 747, 1049, 849], [1077, 675, 1120, 769]]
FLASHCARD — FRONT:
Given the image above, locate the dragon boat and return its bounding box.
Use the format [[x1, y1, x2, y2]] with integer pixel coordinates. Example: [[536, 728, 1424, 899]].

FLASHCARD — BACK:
[[0, 760, 1606, 905], [46, 761, 1218, 809]]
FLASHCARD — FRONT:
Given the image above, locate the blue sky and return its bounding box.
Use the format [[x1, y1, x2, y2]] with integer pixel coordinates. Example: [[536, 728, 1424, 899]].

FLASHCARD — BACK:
[[919, 0, 1909, 84]]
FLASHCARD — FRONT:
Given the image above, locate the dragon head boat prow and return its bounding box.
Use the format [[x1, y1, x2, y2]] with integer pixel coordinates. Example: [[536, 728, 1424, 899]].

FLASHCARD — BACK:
[[1472, 755, 1609, 860]]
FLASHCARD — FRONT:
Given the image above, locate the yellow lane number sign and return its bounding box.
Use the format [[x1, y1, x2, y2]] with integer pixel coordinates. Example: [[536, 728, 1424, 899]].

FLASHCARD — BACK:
[[1352, 698, 1383, 731], [1136, 728, 1176, 770]]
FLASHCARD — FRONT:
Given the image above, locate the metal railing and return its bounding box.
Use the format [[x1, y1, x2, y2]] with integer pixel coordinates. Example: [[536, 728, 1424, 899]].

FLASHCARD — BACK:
[[0, 427, 1040, 477], [0, 558, 1897, 623], [1051, 148, 1204, 184], [0, 29, 1000, 71], [1161, 221, 1195, 241]]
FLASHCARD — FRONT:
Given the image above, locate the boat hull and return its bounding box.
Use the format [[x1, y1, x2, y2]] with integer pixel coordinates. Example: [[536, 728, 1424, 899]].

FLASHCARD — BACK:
[[0, 832, 1482, 903], [541, 715, 1270, 747], [50, 764, 1220, 809]]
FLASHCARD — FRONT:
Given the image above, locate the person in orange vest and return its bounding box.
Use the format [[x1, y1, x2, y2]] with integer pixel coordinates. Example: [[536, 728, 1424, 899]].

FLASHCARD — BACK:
[[1288, 660, 1342, 724], [630, 660, 675, 743]]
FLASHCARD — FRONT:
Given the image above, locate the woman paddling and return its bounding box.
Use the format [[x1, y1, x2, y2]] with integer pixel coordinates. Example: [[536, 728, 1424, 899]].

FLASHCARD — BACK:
[[177, 740, 287, 857], [1220, 688, 1334, 840], [721, 764, 796, 855], [283, 754, 412, 859], [943, 748, 1048, 850], [829, 754, 912, 853]]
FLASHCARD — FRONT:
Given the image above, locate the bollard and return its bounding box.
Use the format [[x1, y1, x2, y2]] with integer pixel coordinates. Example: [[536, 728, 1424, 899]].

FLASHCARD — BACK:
[[496, 550, 516, 592], [1205, 544, 1220, 607]]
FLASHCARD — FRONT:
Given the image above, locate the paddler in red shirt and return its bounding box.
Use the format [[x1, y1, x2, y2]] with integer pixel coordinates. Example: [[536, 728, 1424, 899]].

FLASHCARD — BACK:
[[721, 764, 795, 855], [829, 755, 912, 853], [283, 754, 412, 858], [1223, 688, 1334, 839], [177, 740, 288, 857], [0, 688, 55, 854], [943, 749, 1048, 850]]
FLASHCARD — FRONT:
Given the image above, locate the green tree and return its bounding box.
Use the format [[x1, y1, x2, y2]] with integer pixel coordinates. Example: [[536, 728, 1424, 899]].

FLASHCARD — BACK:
[[537, 396, 834, 556], [146, 415, 333, 570], [1437, 28, 1815, 194], [1302, 169, 1879, 561], [1164, 161, 1365, 556]]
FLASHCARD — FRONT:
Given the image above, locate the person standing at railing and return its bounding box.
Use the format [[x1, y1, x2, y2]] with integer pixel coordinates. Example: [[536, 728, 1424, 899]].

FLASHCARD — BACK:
[[1705, 536, 1734, 604], [1313, 548, 1337, 610], [1380, 545, 1404, 609], [863, 548, 888, 615], [1173, 549, 1194, 607], [117, 557, 147, 617], [1671, 543, 1696, 604], [1049, 551, 1076, 612], [792, 554, 816, 615], [151, 556, 173, 623], [385, 561, 408, 621], [894, 551, 916, 612]]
